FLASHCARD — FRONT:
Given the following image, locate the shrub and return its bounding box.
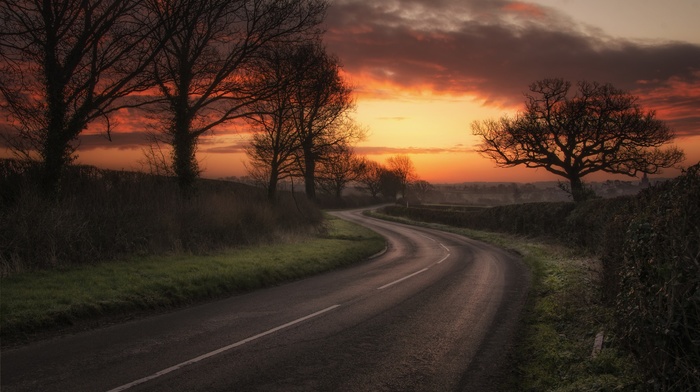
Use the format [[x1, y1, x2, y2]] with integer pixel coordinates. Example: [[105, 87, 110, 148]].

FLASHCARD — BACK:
[[606, 164, 700, 391], [381, 199, 633, 251], [0, 160, 322, 275]]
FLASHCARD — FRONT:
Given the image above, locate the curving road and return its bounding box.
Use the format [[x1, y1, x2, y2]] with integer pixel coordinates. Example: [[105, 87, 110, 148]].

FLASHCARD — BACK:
[[1, 209, 530, 392]]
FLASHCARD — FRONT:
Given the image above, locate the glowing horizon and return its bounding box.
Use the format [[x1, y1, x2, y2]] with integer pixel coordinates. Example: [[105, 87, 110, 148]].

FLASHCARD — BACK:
[[2, 0, 699, 184]]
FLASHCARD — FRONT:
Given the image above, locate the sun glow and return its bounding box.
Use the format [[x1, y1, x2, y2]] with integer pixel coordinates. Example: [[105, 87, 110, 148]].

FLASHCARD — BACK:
[[3, 0, 698, 185]]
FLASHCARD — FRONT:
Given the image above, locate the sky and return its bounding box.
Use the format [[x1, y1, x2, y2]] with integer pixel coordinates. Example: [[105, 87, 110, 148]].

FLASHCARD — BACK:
[[5, 0, 700, 183]]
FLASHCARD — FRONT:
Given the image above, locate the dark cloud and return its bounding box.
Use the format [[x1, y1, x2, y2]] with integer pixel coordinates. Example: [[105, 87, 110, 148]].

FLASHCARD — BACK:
[[0, 124, 154, 151], [326, 0, 700, 134]]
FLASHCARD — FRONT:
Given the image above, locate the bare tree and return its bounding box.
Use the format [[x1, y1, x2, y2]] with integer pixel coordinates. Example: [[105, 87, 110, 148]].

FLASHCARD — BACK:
[[287, 41, 356, 201], [0, 0, 164, 196], [378, 168, 402, 200], [355, 158, 384, 199], [410, 180, 434, 203], [387, 154, 418, 199], [315, 144, 362, 199], [245, 44, 302, 201], [147, 0, 326, 194], [472, 78, 685, 201]]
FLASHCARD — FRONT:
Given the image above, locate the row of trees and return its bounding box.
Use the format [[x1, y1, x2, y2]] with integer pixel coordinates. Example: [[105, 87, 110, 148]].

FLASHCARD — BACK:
[[244, 41, 359, 201], [354, 154, 418, 201], [251, 151, 422, 204], [0, 0, 345, 198], [245, 75, 686, 204]]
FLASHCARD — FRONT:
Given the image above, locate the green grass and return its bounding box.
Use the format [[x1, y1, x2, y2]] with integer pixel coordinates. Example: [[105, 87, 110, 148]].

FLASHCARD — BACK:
[[366, 210, 642, 391], [0, 215, 385, 345]]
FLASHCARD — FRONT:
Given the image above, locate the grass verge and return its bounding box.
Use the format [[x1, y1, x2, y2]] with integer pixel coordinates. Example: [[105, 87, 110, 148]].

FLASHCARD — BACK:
[[0, 215, 385, 346], [367, 210, 642, 391]]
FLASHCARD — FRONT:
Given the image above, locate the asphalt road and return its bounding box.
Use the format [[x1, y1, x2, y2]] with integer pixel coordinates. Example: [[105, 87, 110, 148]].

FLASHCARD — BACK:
[[1, 209, 530, 392]]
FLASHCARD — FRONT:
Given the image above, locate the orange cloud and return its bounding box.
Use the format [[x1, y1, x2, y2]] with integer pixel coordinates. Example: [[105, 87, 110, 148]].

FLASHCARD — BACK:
[[501, 2, 548, 18], [634, 73, 700, 137]]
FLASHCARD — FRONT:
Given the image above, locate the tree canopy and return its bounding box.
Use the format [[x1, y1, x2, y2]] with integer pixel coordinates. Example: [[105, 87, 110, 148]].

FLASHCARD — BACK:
[[245, 40, 360, 201], [1, 0, 163, 196], [148, 0, 326, 194], [472, 78, 685, 201]]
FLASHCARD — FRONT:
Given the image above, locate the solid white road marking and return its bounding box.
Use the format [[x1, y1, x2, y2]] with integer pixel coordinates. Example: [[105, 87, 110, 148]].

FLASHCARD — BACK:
[[437, 253, 450, 264], [105, 305, 341, 392], [377, 268, 430, 290]]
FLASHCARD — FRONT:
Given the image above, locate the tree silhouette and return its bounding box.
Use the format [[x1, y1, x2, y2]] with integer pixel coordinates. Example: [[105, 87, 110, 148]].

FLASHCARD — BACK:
[[315, 144, 362, 200], [355, 158, 384, 199], [245, 44, 300, 201], [472, 78, 684, 201], [245, 41, 360, 201], [378, 168, 402, 200], [1, 0, 164, 197], [387, 154, 418, 200], [147, 0, 326, 194], [287, 41, 356, 201]]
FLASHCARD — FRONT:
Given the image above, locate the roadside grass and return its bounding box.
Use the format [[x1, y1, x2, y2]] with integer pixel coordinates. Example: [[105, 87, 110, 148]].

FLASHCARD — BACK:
[[0, 215, 385, 345], [366, 210, 642, 391]]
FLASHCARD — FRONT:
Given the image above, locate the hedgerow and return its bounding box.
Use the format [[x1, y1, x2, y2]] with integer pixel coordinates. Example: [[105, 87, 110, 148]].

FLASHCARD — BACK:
[[0, 160, 322, 275], [384, 197, 631, 252], [604, 164, 699, 391]]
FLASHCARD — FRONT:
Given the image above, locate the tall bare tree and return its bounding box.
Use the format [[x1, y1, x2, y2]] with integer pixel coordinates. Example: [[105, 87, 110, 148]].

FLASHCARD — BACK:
[[387, 154, 418, 199], [287, 41, 356, 201], [0, 0, 164, 196], [355, 158, 384, 199], [315, 143, 362, 199], [245, 44, 301, 201], [472, 78, 685, 201], [147, 0, 326, 194]]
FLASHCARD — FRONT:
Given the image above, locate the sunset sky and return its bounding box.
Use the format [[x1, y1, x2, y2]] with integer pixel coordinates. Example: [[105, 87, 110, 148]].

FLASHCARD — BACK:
[[6, 0, 700, 183]]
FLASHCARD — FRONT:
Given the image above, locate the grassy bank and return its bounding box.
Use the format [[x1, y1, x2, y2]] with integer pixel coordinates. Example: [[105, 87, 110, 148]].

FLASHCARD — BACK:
[[0, 215, 385, 345], [367, 210, 642, 391]]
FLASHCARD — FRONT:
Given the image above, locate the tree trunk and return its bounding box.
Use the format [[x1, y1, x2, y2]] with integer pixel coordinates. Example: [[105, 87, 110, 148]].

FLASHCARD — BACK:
[[302, 143, 316, 201], [40, 135, 69, 198], [569, 175, 586, 202], [304, 159, 316, 201], [171, 118, 197, 196], [335, 184, 342, 200], [40, 50, 70, 198], [40, 95, 71, 198], [267, 164, 279, 201]]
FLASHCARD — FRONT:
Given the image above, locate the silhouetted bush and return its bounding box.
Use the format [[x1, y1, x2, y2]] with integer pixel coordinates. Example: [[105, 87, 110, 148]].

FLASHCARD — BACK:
[[604, 164, 700, 391], [382, 199, 631, 251], [0, 160, 322, 275]]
